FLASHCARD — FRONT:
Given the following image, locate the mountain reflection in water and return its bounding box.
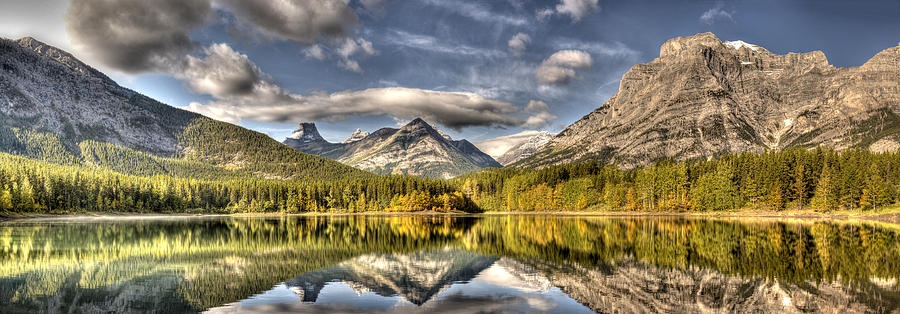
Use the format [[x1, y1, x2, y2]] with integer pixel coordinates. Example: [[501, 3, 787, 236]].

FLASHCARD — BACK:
[[207, 250, 592, 313], [0, 215, 898, 313]]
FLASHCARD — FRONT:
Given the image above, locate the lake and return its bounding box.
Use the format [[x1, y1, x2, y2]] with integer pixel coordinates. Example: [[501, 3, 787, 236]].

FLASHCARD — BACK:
[[0, 215, 898, 313]]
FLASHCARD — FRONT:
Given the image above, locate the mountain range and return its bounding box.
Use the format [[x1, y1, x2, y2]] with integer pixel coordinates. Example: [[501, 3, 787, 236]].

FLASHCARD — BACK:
[[4, 33, 900, 179], [0, 36, 364, 180], [283, 119, 500, 179], [516, 33, 900, 168]]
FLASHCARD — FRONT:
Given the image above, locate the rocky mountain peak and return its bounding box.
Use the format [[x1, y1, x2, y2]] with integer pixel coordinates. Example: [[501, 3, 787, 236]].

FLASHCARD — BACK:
[[403, 117, 431, 129], [723, 40, 761, 52], [861, 44, 900, 70], [399, 118, 441, 138], [10, 36, 105, 79], [340, 128, 370, 144], [286, 123, 326, 143], [659, 32, 725, 58]]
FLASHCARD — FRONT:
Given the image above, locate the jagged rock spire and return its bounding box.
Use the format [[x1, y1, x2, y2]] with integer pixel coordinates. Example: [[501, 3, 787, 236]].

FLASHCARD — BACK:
[[286, 123, 325, 143], [341, 128, 370, 143]]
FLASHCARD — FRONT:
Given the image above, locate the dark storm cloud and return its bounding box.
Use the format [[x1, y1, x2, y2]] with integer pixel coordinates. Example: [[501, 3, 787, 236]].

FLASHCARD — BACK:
[[64, 0, 211, 73], [187, 87, 529, 130], [64, 0, 361, 74], [181, 43, 264, 98], [218, 0, 359, 43]]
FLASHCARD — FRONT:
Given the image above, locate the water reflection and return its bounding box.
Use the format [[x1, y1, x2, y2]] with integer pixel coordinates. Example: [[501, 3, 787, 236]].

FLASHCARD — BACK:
[[0, 216, 898, 313], [208, 250, 592, 313]]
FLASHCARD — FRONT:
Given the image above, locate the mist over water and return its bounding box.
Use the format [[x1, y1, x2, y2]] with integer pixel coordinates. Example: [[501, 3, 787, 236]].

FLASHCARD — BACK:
[[0, 215, 898, 313]]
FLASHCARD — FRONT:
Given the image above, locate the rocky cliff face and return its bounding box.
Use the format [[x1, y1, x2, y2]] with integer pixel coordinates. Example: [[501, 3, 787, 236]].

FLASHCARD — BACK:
[[517, 33, 900, 168], [284, 118, 501, 178]]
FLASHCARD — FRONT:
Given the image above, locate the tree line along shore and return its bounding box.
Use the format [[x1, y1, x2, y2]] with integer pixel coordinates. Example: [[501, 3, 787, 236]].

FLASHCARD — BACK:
[[1, 147, 899, 216]]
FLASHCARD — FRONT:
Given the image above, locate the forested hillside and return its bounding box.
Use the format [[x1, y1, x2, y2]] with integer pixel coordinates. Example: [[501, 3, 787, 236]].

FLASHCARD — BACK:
[[455, 148, 900, 212], [0, 152, 471, 214]]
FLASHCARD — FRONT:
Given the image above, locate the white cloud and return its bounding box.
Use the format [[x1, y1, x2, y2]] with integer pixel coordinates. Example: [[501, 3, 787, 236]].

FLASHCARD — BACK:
[[217, 0, 359, 43], [475, 130, 554, 158], [337, 37, 377, 58], [384, 30, 504, 58], [550, 38, 639, 59], [454, 59, 539, 100], [700, 3, 733, 24], [556, 0, 599, 21], [521, 100, 557, 129], [338, 59, 363, 73], [304, 37, 378, 73], [304, 44, 327, 60], [525, 100, 550, 113], [421, 0, 528, 26], [535, 50, 592, 85], [508, 33, 531, 57], [536, 8, 555, 21], [538, 0, 599, 22]]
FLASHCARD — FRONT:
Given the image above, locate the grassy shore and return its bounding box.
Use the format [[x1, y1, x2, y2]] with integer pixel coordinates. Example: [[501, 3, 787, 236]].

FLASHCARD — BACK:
[[4, 207, 900, 225], [480, 206, 900, 224]]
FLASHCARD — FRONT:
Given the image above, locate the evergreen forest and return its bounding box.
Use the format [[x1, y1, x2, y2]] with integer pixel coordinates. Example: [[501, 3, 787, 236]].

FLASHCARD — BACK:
[[2, 129, 900, 214]]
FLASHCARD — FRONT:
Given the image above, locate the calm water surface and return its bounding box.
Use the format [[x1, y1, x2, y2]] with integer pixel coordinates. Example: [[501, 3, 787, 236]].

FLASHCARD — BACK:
[[0, 215, 898, 313]]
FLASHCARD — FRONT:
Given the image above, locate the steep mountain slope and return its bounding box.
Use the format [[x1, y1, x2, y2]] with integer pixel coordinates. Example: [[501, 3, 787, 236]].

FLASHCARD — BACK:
[[0, 36, 364, 180], [517, 33, 900, 168], [284, 118, 501, 178]]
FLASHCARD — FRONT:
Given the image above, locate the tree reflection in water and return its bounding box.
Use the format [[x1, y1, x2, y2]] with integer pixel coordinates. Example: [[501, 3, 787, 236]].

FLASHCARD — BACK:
[[0, 215, 897, 313]]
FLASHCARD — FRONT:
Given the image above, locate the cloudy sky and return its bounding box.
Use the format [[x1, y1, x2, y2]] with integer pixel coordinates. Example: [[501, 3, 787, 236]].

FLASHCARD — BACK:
[[1, 0, 899, 145]]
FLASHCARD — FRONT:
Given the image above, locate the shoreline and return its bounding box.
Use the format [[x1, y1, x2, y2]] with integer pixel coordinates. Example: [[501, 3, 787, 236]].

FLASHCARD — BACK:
[[3, 209, 900, 225]]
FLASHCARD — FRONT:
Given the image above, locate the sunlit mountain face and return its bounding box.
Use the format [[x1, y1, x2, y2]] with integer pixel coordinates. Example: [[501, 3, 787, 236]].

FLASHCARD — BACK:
[[1, 216, 898, 313]]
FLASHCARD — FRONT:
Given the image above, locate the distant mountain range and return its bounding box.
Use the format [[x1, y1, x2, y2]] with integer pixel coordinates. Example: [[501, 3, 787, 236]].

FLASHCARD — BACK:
[[0, 36, 364, 180], [283, 118, 500, 178], [516, 33, 900, 168]]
